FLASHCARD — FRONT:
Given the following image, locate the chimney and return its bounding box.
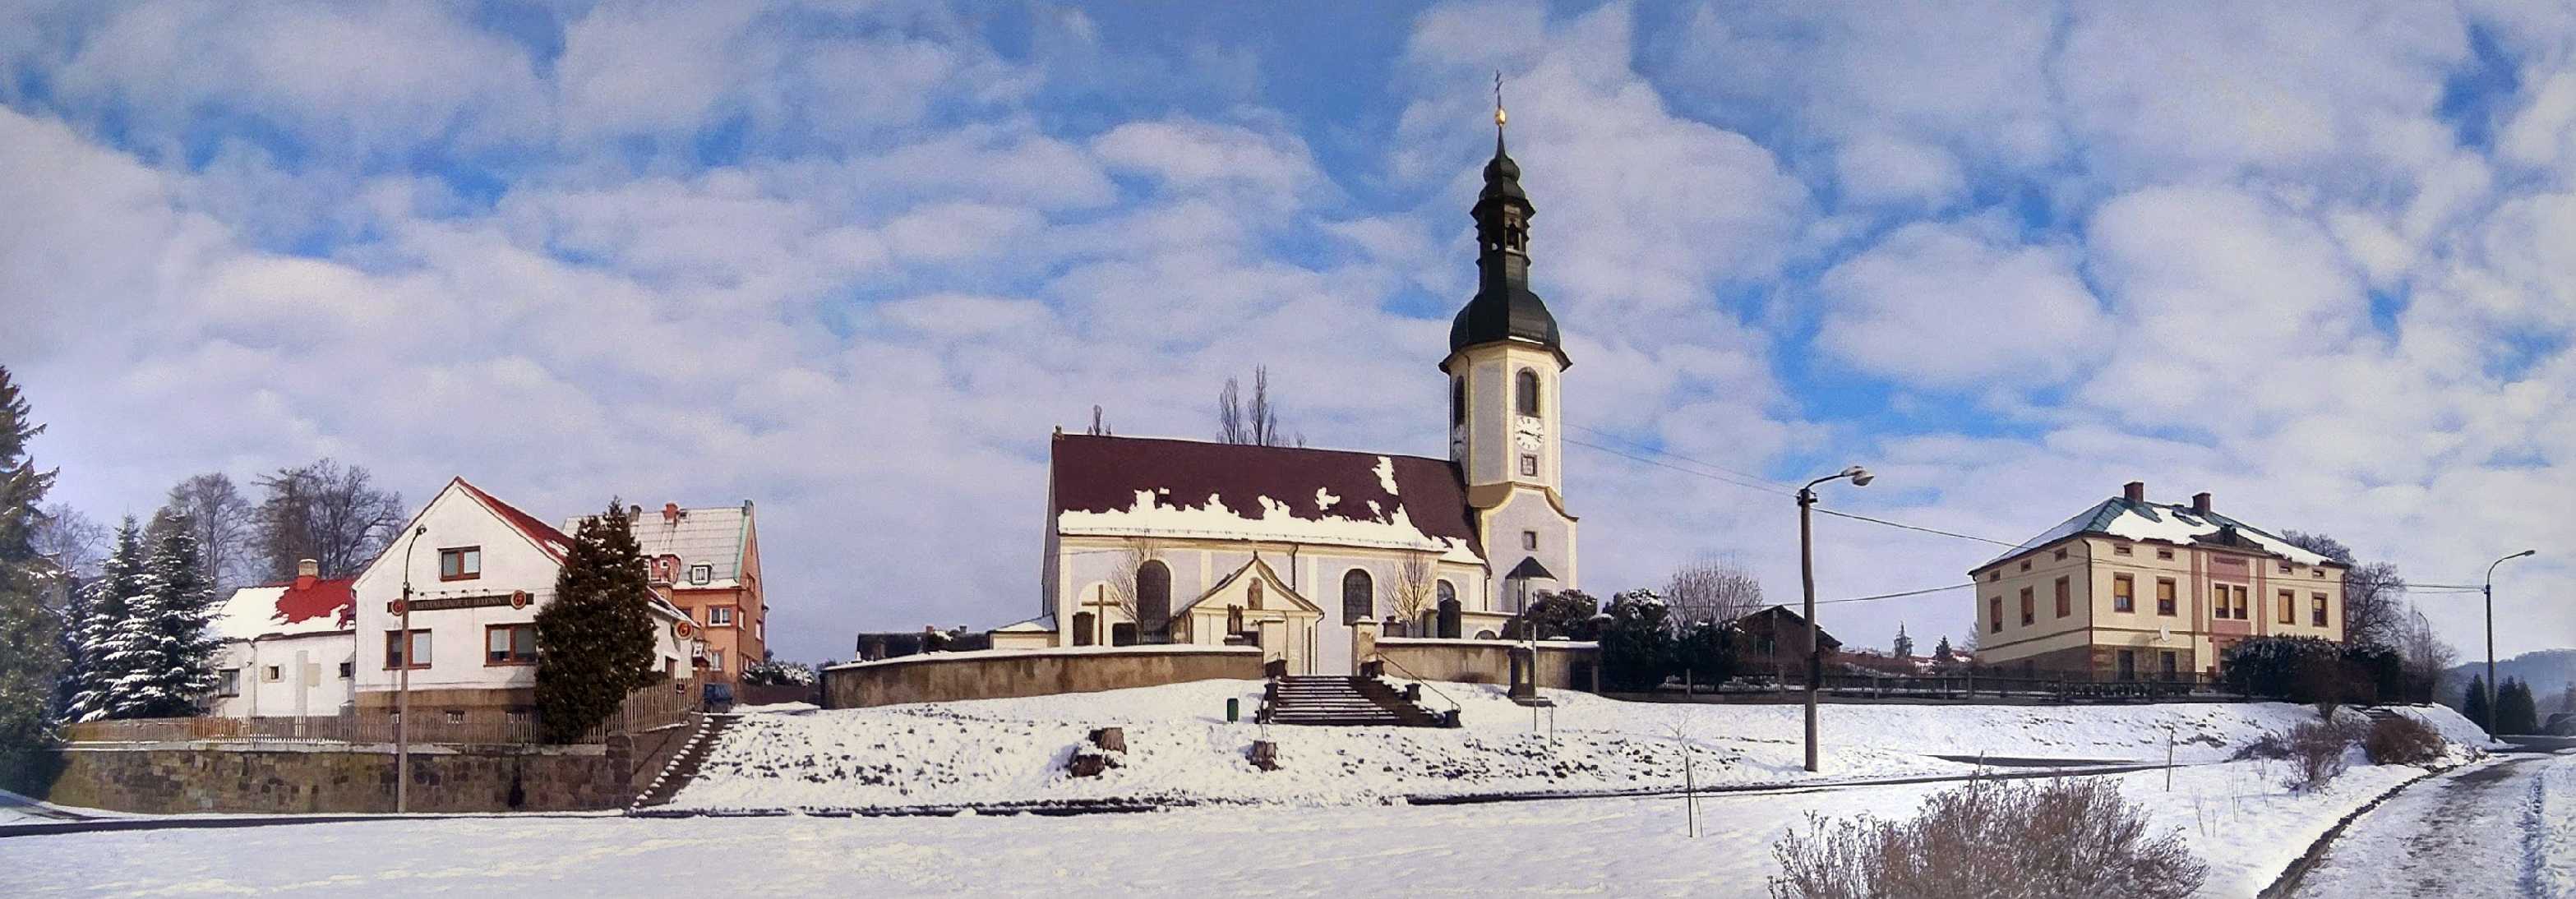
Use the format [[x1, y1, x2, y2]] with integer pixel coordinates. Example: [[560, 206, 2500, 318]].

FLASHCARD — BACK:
[[2122, 481, 2146, 503], [662, 502, 681, 523], [2192, 491, 2212, 514], [297, 558, 319, 579], [628, 505, 642, 520]]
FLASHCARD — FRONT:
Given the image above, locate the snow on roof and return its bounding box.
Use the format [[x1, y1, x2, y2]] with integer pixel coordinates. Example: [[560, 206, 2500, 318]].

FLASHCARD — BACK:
[[1983, 496, 2333, 569], [823, 643, 1260, 671], [566, 503, 752, 588], [1050, 435, 1484, 559], [991, 614, 1057, 633], [455, 478, 574, 562], [212, 576, 357, 641]]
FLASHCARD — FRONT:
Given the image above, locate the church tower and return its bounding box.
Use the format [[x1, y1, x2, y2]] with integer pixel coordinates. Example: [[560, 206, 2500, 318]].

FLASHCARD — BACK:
[[1441, 98, 1577, 611]]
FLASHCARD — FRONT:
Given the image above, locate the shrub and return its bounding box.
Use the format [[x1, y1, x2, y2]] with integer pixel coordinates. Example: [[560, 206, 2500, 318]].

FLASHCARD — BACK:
[[1767, 777, 2207, 899], [2283, 721, 2352, 791], [2230, 732, 2291, 761], [2361, 715, 2444, 766]]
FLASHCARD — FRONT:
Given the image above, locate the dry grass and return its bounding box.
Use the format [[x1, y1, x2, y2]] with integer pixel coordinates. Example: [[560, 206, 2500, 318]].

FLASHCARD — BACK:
[[1767, 777, 2207, 899], [2361, 715, 2444, 766]]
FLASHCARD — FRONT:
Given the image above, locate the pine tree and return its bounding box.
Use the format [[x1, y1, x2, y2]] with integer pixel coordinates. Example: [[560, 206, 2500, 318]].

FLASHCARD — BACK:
[[535, 501, 659, 743], [2497, 677, 2540, 735], [1933, 635, 1956, 665], [2463, 675, 2491, 731], [102, 518, 219, 718], [65, 519, 148, 722], [0, 365, 67, 778]]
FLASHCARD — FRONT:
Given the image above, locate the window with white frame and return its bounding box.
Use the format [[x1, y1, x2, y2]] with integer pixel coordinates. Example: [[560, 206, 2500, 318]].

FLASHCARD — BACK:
[[708, 605, 735, 626], [689, 564, 713, 585]]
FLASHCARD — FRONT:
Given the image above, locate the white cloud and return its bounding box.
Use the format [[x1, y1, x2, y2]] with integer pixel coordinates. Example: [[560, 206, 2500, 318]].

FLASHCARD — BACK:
[[1817, 217, 2103, 389]]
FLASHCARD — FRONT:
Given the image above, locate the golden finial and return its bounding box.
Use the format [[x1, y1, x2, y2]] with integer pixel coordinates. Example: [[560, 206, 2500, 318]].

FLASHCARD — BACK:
[[1493, 71, 1507, 127]]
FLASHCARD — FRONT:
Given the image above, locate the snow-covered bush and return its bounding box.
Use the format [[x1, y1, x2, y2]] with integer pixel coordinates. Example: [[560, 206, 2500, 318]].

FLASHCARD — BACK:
[[1596, 589, 1673, 692], [1766, 776, 2206, 899], [2361, 715, 2443, 765], [741, 656, 817, 687]]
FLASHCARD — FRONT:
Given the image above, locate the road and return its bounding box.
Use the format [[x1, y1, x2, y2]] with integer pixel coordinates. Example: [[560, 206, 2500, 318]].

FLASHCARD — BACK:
[[2292, 754, 2574, 898]]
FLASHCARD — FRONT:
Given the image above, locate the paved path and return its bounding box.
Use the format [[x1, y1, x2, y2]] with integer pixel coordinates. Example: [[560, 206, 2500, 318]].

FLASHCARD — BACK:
[[2292, 754, 2569, 898]]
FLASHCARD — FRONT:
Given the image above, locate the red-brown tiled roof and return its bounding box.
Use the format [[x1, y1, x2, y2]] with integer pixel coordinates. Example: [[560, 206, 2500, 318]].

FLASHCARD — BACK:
[[1049, 434, 1482, 556], [455, 478, 573, 561], [274, 575, 357, 629]]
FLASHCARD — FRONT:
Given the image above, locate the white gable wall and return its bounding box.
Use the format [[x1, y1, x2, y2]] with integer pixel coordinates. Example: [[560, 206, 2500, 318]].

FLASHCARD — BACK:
[[351, 482, 572, 698]]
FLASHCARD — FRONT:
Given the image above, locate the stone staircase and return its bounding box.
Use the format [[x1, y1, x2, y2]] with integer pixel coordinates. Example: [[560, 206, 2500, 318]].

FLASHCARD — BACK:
[[1259, 675, 1453, 727], [629, 713, 738, 809]]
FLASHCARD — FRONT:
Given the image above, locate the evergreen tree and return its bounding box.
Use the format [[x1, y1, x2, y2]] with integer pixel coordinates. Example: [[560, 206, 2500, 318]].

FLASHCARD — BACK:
[[101, 519, 219, 718], [65, 519, 148, 722], [1596, 589, 1675, 692], [2496, 677, 2540, 735], [2463, 675, 2491, 731], [0, 366, 67, 779], [1932, 635, 1957, 665], [535, 501, 658, 743]]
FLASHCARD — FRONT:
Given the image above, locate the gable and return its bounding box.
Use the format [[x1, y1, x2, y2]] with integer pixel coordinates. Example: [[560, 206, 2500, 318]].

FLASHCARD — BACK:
[[1179, 557, 1320, 616]]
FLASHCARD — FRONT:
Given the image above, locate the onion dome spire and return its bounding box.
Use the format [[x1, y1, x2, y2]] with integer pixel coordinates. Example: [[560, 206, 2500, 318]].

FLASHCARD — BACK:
[[1448, 74, 1564, 366]]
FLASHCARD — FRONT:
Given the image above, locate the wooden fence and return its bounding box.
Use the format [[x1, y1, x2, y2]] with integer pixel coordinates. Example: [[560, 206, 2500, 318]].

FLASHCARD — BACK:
[[63, 677, 702, 746]]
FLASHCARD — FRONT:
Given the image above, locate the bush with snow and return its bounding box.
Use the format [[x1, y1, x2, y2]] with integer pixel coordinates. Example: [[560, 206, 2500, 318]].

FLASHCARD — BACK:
[[2361, 715, 2444, 766], [1766, 776, 2206, 899]]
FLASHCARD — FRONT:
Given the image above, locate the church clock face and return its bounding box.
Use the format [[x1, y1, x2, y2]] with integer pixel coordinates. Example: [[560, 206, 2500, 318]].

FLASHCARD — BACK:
[[1514, 415, 1545, 450]]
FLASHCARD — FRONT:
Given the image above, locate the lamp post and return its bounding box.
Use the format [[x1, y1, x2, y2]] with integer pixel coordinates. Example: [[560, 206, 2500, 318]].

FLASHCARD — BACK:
[[1797, 464, 1872, 774], [2482, 549, 2535, 731], [395, 524, 427, 813]]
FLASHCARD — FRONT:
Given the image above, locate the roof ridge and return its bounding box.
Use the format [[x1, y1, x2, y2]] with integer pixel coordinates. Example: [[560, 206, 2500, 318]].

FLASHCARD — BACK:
[[1054, 432, 1455, 467]]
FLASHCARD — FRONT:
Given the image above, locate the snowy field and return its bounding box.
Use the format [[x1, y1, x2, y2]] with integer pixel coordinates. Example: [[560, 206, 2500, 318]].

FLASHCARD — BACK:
[[667, 679, 2461, 812], [0, 758, 2472, 898]]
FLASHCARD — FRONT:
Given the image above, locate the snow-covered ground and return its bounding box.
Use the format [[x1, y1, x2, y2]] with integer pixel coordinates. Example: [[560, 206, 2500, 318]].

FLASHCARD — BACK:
[[667, 679, 2457, 813], [0, 758, 2463, 898], [2292, 753, 2576, 897]]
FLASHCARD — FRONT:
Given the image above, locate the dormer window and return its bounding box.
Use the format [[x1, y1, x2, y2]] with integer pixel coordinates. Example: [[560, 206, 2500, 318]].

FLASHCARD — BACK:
[[689, 564, 713, 585]]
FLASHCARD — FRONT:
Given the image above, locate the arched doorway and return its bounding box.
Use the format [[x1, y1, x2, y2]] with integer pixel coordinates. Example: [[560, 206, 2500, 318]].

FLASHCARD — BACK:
[[1341, 569, 1373, 624], [1136, 560, 1171, 639]]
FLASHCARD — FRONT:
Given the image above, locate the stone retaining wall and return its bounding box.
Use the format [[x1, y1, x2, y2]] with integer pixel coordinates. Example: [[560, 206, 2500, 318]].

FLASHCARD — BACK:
[[822, 646, 1264, 708], [33, 740, 637, 814], [1375, 639, 1599, 691]]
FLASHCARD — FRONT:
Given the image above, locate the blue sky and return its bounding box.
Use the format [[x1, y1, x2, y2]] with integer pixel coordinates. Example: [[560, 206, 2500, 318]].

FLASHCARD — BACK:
[[3, 1, 2572, 665]]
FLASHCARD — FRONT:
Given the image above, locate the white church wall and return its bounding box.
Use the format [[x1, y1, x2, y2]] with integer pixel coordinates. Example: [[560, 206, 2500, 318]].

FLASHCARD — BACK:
[[1481, 490, 1578, 611]]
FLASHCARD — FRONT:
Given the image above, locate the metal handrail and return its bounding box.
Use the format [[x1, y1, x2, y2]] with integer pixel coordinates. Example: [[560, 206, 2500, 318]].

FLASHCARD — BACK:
[[1369, 652, 1462, 715]]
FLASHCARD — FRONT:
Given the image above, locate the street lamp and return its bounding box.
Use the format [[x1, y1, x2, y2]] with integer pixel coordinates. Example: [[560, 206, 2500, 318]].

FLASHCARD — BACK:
[[2482, 549, 2535, 731], [1797, 465, 1871, 773], [396, 524, 427, 813]]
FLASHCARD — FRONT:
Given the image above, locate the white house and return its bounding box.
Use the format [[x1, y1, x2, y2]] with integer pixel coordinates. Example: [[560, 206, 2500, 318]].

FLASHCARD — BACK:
[[206, 559, 356, 719], [349, 477, 695, 718], [1015, 117, 1581, 675]]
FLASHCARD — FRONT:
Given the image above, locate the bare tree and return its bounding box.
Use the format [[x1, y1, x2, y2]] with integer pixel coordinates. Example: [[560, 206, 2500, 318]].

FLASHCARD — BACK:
[[1103, 539, 1164, 641], [1392, 551, 1438, 633], [2396, 606, 2455, 702], [1664, 555, 1765, 627], [1216, 366, 1290, 446], [158, 473, 254, 591], [30, 502, 107, 579], [2282, 530, 2404, 648], [253, 459, 403, 580]]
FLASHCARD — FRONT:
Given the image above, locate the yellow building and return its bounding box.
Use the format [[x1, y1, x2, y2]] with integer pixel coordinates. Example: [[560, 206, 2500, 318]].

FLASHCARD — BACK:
[[1972, 482, 2345, 680]]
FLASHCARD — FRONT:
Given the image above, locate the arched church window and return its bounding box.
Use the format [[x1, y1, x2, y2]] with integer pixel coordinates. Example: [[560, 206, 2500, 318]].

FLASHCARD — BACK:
[[1436, 580, 1461, 639], [1341, 569, 1373, 625], [1136, 560, 1171, 634], [1451, 376, 1466, 426], [1515, 368, 1540, 417]]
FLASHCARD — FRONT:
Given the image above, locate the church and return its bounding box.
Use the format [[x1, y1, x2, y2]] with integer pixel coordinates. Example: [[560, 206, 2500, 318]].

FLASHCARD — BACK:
[[994, 112, 1580, 677]]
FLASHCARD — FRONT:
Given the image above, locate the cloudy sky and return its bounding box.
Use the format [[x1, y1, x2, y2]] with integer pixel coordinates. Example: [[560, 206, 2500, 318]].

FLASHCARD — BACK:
[[5, 1, 2571, 665]]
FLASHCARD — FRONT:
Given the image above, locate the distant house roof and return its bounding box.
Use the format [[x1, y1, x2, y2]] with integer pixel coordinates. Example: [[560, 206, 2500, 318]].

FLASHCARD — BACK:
[[213, 575, 357, 641], [1730, 605, 1842, 650], [455, 478, 574, 562], [1050, 434, 1484, 559], [1981, 495, 2334, 571], [566, 502, 754, 588]]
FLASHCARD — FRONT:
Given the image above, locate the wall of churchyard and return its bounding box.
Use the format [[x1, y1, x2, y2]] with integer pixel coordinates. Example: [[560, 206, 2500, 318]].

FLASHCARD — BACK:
[[33, 738, 649, 814], [824, 646, 1264, 708], [1375, 638, 1598, 691]]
